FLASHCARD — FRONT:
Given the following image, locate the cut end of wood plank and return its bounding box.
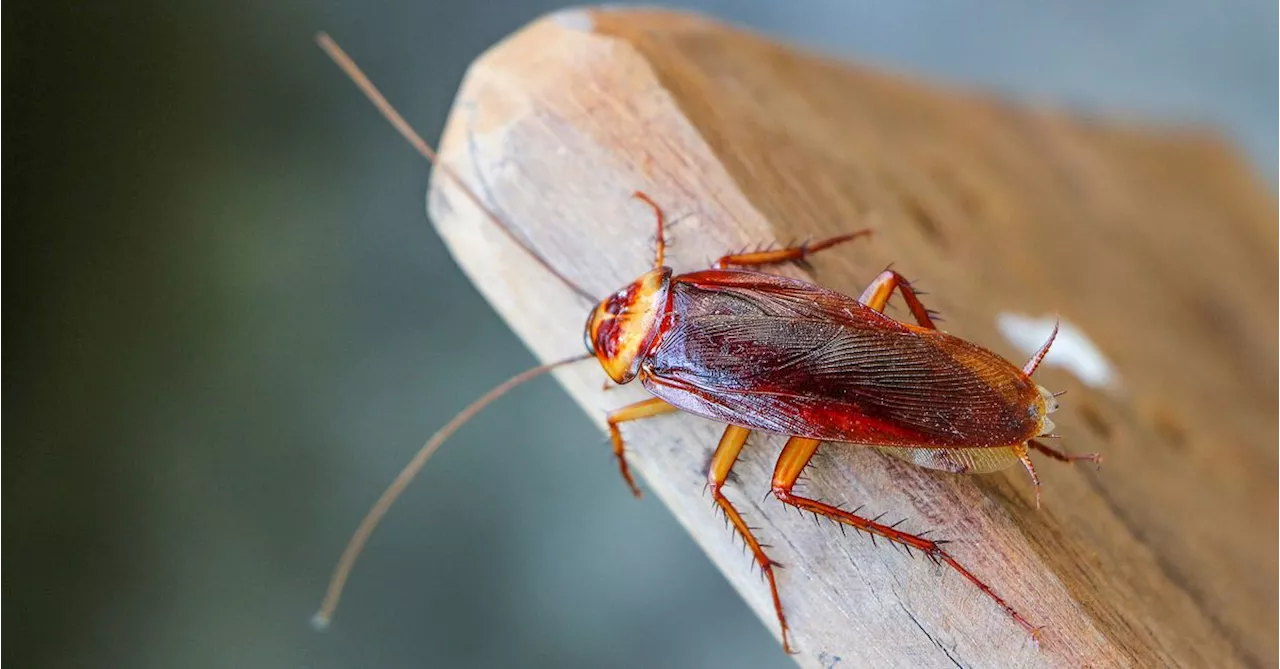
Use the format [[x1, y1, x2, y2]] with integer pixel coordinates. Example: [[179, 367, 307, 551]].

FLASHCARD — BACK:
[[424, 8, 1277, 668]]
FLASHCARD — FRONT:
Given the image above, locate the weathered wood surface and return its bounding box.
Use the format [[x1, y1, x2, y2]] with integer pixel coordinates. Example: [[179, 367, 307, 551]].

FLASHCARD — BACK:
[[426, 8, 1278, 668]]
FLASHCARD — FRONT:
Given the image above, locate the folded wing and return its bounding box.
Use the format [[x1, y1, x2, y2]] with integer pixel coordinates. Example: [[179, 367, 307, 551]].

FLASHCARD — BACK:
[[642, 270, 1039, 448]]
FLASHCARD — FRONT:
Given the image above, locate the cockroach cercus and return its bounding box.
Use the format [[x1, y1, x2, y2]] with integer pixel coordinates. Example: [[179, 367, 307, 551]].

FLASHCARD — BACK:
[[313, 34, 1101, 654]]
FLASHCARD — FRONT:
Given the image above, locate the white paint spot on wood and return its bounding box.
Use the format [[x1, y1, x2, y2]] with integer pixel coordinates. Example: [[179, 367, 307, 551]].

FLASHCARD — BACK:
[[997, 313, 1119, 389]]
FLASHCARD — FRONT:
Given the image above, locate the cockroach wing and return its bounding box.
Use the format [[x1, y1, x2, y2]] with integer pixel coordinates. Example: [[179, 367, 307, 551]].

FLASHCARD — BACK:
[[641, 270, 1042, 449], [876, 445, 1022, 473]]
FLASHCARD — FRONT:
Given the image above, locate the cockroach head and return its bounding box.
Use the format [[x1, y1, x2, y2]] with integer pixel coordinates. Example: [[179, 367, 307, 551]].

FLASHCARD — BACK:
[[584, 267, 672, 384]]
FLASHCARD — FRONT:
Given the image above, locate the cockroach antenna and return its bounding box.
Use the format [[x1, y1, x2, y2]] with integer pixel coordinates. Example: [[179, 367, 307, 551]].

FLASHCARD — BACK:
[[315, 32, 597, 303], [312, 352, 591, 630], [312, 33, 601, 630]]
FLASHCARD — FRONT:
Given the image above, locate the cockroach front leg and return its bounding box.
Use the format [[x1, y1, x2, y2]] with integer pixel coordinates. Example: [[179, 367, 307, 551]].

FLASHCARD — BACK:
[[858, 269, 939, 329], [706, 425, 793, 653], [606, 397, 677, 497], [770, 436, 1041, 642], [713, 230, 871, 270]]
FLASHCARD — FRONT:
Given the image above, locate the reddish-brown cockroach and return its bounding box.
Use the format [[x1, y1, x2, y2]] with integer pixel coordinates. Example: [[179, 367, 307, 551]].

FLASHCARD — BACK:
[[313, 34, 1101, 654]]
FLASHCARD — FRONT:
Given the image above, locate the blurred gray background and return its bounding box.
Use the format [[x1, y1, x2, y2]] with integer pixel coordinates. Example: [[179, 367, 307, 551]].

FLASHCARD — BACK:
[[6, 1, 1275, 668]]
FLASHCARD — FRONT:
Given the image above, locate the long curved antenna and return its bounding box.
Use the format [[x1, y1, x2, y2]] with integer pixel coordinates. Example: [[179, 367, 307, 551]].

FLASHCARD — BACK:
[[312, 353, 592, 630], [316, 33, 596, 303], [1022, 318, 1059, 377]]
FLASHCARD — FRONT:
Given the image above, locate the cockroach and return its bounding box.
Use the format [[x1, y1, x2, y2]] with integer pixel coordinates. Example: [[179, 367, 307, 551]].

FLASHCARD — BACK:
[[313, 34, 1101, 654]]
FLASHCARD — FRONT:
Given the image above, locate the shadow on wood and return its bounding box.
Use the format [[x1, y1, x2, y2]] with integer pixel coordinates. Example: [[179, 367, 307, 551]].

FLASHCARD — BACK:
[[426, 8, 1278, 668]]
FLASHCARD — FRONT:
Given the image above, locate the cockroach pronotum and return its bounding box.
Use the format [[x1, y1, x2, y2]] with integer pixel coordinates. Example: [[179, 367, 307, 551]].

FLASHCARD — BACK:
[[313, 34, 1101, 654]]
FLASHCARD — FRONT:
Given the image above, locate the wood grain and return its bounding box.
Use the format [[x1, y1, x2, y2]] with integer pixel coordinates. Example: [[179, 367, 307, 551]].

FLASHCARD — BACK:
[[425, 8, 1277, 668]]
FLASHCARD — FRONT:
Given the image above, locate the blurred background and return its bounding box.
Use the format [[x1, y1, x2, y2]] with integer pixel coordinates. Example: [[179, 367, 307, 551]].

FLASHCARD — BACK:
[[6, 1, 1275, 668]]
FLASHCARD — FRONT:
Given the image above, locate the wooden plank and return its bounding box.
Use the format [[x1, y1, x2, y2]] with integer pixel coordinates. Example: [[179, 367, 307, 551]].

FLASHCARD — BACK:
[[425, 8, 1277, 668]]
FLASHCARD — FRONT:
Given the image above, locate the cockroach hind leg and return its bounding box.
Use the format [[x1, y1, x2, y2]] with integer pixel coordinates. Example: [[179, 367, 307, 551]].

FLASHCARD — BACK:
[[1029, 438, 1104, 470], [706, 425, 793, 655], [771, 437, 1038, 643], [1013, 443, 1042, 509]]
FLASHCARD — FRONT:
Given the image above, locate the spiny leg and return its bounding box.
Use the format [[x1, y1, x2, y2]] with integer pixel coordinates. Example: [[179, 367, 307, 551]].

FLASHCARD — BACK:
[[1012, 442, 1042, 509], [606, 397, 677, 497], [770, 436, 1041, 641], [1013, 440, 1105, 509], [858, 269, 938, 329], [713, 230, 871, 270], [858, 271, 1035, 632], [1029, 438, 1103, 466], [1017, 439, 1104, 509], [707, 425, 793, 654]]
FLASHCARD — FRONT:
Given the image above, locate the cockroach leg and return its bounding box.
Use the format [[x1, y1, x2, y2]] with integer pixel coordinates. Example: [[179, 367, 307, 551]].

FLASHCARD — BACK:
[[1029, 439, 1103, 468], [707, 425, 793, 654], [858, 269, 938, 329], [606, 397, 677, 497], [712, 230, 872, 270], [770, 436, 1040, 641], [1012, 442, 1042, 509], [631, 191, 667, 269]]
